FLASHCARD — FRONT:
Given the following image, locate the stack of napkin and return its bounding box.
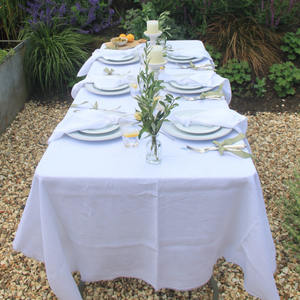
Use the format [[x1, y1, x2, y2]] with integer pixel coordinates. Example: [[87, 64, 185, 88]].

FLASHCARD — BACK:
[[48, 110, 120, 143], [78, 43, 145, 76], [71, 75, 129, 98]]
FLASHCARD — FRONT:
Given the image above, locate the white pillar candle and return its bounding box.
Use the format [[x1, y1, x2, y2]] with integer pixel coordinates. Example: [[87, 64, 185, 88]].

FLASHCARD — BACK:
[[148, 45, 164, 64], [147, 20, 159, 34]]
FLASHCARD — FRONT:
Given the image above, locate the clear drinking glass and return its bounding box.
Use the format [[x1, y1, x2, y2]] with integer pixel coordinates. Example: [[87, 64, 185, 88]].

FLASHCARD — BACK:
[[127, 76, 140, 98], [118, 114, 141, 148]]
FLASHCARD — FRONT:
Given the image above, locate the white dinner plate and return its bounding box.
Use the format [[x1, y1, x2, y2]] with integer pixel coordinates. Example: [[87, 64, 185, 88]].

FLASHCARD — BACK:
[[166, 56, 206, 64], [94, 82, 128, 91], [85, 83, 130, 96], [67, 128, 122, 141], [163, 82, 218, 94], [80, 123, 119, 135], [168, 54, 195, 60], [97, 53, 139, 65], [170, 81, 203, 90], [172, 111, 221, 134], [163, 110, 232, 140]]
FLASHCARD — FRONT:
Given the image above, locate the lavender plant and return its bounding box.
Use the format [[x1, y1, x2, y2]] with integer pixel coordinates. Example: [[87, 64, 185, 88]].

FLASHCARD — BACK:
[[20, 0, 121, 34], [255, 0, 300, 30]]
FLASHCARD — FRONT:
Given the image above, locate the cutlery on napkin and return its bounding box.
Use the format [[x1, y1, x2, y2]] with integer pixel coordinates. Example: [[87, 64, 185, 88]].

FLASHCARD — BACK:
[[181, 84, 225, 100], [176, 62, 215, 70], [48, 109, 121, 143], [186, 133, 256, 159]]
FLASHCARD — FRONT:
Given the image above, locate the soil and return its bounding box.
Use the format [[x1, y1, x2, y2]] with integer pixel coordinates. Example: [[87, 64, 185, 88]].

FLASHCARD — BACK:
[[229, 78, 300, 114]]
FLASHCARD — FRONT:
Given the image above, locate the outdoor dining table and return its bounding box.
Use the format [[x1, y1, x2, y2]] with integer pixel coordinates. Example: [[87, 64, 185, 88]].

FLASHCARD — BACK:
[[13, 40, 280, 300]]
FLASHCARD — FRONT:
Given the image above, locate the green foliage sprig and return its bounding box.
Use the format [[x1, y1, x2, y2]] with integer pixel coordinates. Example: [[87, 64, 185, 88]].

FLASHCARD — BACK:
[[134, 44, 179, 138], [281, 29, 300, 61], [269, 62, 300, 98], [217, 59, 251, 94], [0, 48, 14, 64], [254, 77, 267, 97]]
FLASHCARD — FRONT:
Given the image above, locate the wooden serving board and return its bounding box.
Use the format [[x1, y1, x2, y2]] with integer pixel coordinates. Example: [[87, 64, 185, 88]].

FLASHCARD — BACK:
[[105, 39, 146, 50]]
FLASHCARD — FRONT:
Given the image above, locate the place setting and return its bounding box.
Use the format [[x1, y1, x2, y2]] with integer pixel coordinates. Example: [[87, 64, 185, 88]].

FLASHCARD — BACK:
[[163, 107, 247, 141], [165, 46, 212, 64], [71, 73, 131, 98], [77, 38, 145, 76], [158, 69, 225, 96], [47, 108, 126, 143]]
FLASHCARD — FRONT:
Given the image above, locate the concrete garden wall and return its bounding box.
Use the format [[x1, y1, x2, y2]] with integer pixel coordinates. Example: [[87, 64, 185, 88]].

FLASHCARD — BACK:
[[0, 41, 28, 135]]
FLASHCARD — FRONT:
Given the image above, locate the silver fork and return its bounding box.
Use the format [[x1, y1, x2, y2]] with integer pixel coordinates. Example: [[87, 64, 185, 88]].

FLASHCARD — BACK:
[[186, 144, 247, 153]]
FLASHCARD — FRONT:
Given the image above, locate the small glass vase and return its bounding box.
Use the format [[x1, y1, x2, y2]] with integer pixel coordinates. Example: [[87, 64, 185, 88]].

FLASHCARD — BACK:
[[146, 134, 162, 165]]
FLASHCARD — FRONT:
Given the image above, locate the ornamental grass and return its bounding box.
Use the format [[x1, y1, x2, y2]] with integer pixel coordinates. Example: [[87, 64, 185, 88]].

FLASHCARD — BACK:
[[204, 14, 283, 76], [21, 16, 92, 94]]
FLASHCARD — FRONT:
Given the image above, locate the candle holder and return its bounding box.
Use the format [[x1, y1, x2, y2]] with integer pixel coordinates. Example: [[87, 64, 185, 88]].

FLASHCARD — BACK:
[[149, 59, 168, 80], [144, 31, 162, 46]]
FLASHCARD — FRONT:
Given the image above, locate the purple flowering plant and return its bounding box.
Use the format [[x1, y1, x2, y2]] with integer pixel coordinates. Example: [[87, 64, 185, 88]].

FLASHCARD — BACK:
[[20, 0, 121, 33]]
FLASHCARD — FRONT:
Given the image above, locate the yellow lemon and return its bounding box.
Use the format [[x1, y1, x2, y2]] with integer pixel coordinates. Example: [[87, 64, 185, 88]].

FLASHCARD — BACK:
[[126, 34, 134, 42], [123, 131, 139, 138], [129, 82, 138, 89]]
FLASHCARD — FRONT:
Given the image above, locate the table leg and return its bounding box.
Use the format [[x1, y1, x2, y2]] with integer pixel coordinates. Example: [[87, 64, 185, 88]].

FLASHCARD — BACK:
[[209, 276, 219, 300], [78, 280, 85, 299]]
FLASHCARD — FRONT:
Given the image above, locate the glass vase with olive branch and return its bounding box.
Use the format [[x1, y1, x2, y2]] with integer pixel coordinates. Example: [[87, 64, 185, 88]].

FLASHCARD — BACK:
[[134, 43, 179, 164]]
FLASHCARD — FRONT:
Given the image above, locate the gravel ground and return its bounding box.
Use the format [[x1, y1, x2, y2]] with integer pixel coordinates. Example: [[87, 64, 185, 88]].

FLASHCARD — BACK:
[[0, 101, 299, 300]]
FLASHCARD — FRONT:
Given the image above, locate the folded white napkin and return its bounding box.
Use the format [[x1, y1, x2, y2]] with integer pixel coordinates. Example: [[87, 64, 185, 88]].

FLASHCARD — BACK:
[[170, 47, 212, 60], [48, 110, 120, 143], [159, 71, 214, 87], [71, 75, 129, 99], [169, 108, 247, 134], [77, 43, 145, 77], [161, 69, 232, 103]]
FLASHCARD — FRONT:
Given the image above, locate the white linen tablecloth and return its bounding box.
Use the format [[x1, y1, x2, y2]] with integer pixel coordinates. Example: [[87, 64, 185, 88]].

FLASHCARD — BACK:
[[13, 40, 279, 300]]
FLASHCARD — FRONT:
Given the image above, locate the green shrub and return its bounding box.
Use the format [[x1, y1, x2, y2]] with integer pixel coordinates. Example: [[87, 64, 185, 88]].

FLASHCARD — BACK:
[[254, 77, 267, 97], [204, 44, 222, 66], [217, 59, 252, 94], [269, 62, 300, 98], [0, 48, 14, 64], [21, 17, 92, 95], [147, 0, 300, 36], [122, 2, 186, 40], [281, 29, 300, 61], [280, 167, 300, 264]]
